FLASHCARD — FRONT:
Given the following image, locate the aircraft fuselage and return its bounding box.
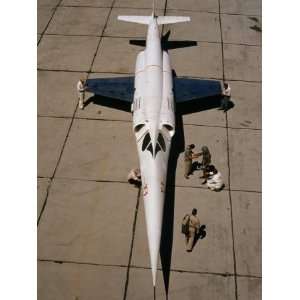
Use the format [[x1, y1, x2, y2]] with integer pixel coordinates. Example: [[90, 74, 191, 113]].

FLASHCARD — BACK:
[[131, 17, 175, 285]]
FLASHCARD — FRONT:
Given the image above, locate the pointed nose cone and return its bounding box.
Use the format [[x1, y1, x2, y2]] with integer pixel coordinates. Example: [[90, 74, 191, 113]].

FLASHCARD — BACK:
[[143, 170, 164, 287]]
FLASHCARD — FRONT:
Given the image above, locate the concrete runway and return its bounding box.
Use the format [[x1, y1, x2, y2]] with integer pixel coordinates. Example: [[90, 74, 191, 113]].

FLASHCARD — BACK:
[[37, 0, 261, 299]]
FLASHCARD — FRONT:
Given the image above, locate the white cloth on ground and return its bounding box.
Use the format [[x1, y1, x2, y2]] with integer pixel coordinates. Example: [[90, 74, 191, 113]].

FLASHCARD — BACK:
[[207, 171, 224, 190]]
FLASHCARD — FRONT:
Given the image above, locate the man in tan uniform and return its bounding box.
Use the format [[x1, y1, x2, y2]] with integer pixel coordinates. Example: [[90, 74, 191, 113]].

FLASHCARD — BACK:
[[185, 208, 201, 252], [77, 79, 86, 109], [184, 144, 198, 179]]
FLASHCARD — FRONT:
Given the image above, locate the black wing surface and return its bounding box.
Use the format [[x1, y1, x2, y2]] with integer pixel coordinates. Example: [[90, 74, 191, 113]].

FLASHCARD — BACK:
[[174, 78, 223, 115], [85, 77, 135, 103], [174, 78, 222, 103]]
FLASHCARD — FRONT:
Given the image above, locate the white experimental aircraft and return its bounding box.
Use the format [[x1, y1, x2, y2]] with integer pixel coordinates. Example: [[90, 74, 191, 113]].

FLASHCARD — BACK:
[[85, 5, 222, 287]]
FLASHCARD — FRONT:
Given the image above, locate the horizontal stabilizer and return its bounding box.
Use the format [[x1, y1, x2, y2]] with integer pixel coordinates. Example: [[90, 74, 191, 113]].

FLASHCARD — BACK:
[[157, 16, 190, 25], [118, 15, 151, 25]]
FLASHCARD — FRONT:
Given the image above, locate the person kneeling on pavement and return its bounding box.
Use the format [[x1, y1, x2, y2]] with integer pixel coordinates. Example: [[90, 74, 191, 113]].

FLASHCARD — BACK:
[[206, 165, 224, 191], [127, 168, 141, 187]]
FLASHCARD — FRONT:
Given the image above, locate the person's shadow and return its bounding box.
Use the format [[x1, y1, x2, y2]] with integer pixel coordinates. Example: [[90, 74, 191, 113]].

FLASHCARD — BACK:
[[192, 225, 207, 249]]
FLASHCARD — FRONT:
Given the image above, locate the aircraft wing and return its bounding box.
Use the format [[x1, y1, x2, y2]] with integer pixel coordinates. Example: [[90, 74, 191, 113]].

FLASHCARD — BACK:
[[85, 77, 134, 102], [174, 78, 222, 103]]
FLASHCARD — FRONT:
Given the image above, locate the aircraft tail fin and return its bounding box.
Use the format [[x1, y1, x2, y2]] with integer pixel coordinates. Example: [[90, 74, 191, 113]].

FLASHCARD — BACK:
[[157, 16, 191, 25]]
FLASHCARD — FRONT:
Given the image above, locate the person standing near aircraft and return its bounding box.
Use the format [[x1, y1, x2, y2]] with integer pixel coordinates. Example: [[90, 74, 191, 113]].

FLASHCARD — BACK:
[[185, 208, 201, 252], [220, 82, 231, 112], [77, 79, 86, 110], [199, 145, 211, 183], [184, 144, 199, 179]]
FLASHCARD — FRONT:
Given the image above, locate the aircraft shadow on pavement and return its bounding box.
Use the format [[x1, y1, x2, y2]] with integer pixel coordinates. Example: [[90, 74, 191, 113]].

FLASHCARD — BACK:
[[84, 95, 132, 112], [160, 113, 185, 297], [176, 95, 234, 115], [85, 94, 234, 115]]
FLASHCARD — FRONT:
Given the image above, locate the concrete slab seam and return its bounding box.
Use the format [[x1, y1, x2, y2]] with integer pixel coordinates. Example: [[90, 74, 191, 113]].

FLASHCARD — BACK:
[[87, 0, 117, 74], [48, 176, 261, 194], [38, 0, 64, 47], [122, 188, 141, 300], [57, 4, 261, 18], [37, 114, 262, 131], [37, 258, 261, 279], [36, 68, 262, 83], [42, 32, 262, 47], [218, 0, 238, 299]]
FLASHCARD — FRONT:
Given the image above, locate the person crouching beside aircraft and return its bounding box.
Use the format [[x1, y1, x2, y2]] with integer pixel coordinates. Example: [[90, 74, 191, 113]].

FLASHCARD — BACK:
[[206, 165, 224, 191], [184, 144, 200, 179], [184, 208, 201, 252], [127, 168, 141, 187], [77, 79, 86, 110]]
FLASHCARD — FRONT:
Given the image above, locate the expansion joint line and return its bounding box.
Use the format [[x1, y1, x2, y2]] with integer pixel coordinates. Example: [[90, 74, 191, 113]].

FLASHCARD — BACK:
[[38, 0, 117, 226], [218, 1, 238, 300], [37, 0, 64, 47], [123, 187, 141, 300], [87, 0, 117, 75]]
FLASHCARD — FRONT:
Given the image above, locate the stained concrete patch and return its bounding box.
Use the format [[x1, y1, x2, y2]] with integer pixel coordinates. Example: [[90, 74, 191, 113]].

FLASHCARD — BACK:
[[127, 268, 235, 299], [170, 42, 222, 78], [220, 0, 261, 16], [76, 73, 133, 121], [38, 179, 138, 265], [221, 14, 261, 45], [104, 8, 164, 37], [46, 7, 110, 35], [37, 178, 51, 220], [227, 81, 261, 129], [224, 44, 261, 82], [132, 187, 234, 274], [38, 117, 71, 178], [38, 35, 100, 71], [92, 37, 141, 73], [38, 71, 87, 117], [237, 276, 262, 300], [232, 191, 261, 276], [38, 261, 126, 300], [114, 0, 166, 9], [175, 125, 228, 188], [61, 0, 114, 6], [56, 119, 138, 181], [167, 0, 219, 13], [38, 6, 55, 34], [164, 10, 221, 43], [228, 129, 261, 192]]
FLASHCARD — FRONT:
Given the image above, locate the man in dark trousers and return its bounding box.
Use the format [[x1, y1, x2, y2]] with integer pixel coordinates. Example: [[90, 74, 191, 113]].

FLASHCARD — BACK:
[[184, 144, 199, 179]]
